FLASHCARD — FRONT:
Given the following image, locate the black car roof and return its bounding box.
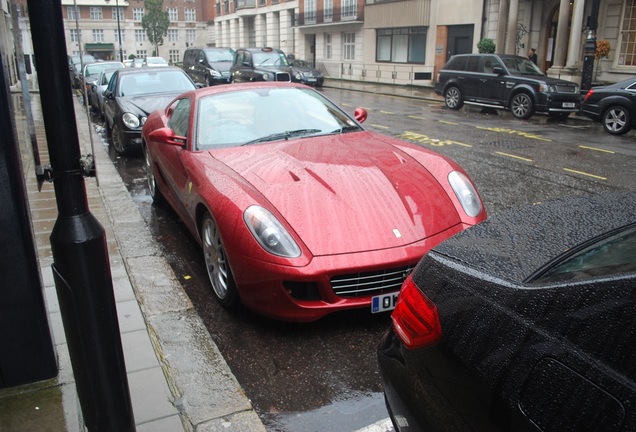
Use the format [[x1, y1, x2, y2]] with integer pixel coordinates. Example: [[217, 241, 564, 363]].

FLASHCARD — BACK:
[[432, 192, 636, 283]]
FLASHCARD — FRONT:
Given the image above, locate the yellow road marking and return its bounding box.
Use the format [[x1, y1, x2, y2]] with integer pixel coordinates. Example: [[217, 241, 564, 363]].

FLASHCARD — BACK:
[[476, 126, 551, 141], [495, 151, 534, 162], [372, 124, 389, 129], [408, 115, 427, 120], [380, 110, 394, 115], [398, 131, 471, 147], [563, 168, 607, 180], [579, 145, 614, 154], [439, 120, 459, 125]]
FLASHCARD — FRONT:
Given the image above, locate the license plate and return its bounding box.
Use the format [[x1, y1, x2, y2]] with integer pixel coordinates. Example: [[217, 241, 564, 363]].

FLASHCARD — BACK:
[[372, 292, 399, 313], [562, 102, 576, 108], [307, 78, 317, 82]]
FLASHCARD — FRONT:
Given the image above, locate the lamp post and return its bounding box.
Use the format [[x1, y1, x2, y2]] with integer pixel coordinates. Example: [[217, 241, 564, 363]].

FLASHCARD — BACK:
[[106, 0, 124, 62]]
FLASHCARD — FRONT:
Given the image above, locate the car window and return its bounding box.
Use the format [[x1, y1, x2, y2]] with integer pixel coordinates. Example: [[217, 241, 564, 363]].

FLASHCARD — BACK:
[[481, 57, 500, 74], [502, 57, 543, 76], [206, 49, 234, 63], [167, 98, 191, 138], [466, 56, 480, 72], [445, 56, 467, 71], [118, 71, 195, 96], [532, 224, 636, 283], [252, 51, 288, 67]]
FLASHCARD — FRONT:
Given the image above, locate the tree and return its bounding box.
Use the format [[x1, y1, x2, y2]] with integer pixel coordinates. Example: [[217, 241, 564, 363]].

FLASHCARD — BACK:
[[141, 0, 170, 57]]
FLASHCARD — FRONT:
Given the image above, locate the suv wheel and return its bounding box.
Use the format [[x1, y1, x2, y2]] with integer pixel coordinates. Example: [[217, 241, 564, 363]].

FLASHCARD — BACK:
[[511, 93, 534, 119], [602, 105, 631, 135], [444, 86, 463, 110]]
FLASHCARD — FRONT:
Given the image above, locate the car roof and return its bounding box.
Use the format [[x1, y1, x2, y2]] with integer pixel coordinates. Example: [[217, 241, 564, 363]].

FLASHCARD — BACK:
[[432, 192, 636, 283], [174, 81, 312, 100], [115, 66, 185, 76]]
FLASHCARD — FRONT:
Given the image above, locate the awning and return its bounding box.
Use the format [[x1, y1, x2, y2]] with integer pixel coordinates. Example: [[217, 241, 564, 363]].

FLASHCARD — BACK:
[[84, 43, 114, 52]]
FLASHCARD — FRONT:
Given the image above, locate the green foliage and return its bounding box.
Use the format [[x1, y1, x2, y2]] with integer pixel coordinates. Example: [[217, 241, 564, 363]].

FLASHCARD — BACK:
[[477, 38, 496, 54], [141, 0, 170, 56]]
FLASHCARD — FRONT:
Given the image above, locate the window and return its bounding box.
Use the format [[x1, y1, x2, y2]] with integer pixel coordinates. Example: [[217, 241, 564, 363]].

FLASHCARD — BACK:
[[90, 7, 103, 20], [343, 32, 355, 60], [325, 33, 332, 59], [70, 29, 79, 43], [112, 7, 124, 21], [67, 6, 79, 20], [376, 27, 426, 64], [618, 1, 636, 66], [186, 29, 197, 43], [341, 0, 356, 19], [185, 8, 196, 21], [168, 99, 190, 138], [133, 8, 144, 21], [169, 49, 180, 64], [114, 29, 125, 42], [93, 29, 105, 42], [168, 8, 178, 21], [168, 29, 179, 42], [135, 29, 146, 42], [136, 50, 147, 58], [304, 0, 316, 23], [324, 0, 333, 22]]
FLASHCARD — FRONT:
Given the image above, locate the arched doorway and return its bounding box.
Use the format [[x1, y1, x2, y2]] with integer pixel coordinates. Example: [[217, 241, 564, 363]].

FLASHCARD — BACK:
[[543, 1, 572, 72]]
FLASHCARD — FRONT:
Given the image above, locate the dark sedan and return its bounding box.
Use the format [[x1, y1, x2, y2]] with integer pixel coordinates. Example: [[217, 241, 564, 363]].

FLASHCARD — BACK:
[[581, 77, 636, 135], [378, 192, 636, 432], [289, 59, 324, 87], [102, 67, 197, 154]]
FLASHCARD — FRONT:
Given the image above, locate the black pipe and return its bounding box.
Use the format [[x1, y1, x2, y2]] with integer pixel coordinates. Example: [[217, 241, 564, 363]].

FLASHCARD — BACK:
[[25, 0, 135, 430]]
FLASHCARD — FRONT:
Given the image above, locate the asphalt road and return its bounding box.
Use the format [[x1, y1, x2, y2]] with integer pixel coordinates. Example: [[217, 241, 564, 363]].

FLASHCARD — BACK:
[[100, 87, 635, 431]]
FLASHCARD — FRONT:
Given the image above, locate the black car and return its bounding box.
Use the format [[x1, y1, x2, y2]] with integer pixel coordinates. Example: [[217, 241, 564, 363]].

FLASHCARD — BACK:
[[435, 54, 580, 120], [102, 67, 197, 154], [182, 47, 234, 86], [68, 54, 95, 89], [289, 59, 324, 87], [230, 47, 292, 83], [378, 192, 636, 432], [581, 77, 636, 135]]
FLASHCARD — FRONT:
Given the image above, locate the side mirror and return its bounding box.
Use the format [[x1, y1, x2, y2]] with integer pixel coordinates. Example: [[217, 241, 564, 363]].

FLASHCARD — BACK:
[[148, 127, 186, 147], [242, 61, 251, 67], [103, 90, 113, 99], [493, 66, 505, 75], [354, 108, 367, 123]]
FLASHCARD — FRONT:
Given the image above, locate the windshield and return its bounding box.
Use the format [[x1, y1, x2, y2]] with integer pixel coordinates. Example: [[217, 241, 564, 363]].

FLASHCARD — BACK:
[[253, 51, 289, 67], [86, 62, 123, 78], [118, 71, 196, 96], [206, 49, 234, 63], [502, 57, 544, 76], [195, 87, 361, 149]]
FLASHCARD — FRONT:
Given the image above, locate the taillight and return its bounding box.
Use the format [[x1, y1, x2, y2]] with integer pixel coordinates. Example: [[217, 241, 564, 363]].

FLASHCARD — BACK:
[[391, 275, 442, 350], [584, 89, 594, 102]]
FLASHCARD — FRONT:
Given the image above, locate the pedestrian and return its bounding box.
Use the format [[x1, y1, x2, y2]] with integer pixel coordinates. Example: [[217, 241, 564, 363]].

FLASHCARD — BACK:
[[528, 48, 538, 64]]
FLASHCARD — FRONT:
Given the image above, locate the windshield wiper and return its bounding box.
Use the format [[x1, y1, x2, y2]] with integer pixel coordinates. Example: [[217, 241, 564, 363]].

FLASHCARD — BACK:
[[242, 129, 322, 145], [330, 125, 362, 134]]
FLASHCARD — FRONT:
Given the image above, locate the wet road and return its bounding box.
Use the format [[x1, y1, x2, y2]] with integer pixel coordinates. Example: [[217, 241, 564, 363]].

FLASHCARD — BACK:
[[97, 87, 636, 431]]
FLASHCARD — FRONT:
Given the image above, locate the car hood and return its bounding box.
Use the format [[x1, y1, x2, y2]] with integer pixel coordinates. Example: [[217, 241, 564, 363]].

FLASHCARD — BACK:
[[208, 131, 462, 256], [117, 93, 184, 116], [209, 61, 232, 72]]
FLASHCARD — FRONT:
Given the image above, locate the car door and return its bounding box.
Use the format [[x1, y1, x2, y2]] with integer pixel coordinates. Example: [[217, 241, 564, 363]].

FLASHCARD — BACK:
[[477, 55, 507, 105], [459, 55, 481, 102], [102, 71, 120, 129]]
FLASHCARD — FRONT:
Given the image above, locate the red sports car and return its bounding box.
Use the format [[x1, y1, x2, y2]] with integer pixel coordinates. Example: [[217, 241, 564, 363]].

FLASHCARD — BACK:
[[142, 82, 486, 322]]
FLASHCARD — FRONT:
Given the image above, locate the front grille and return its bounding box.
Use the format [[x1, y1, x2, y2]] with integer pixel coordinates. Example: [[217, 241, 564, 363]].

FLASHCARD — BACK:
[[275, 72, 291, 82], [331, 265, 414, 298], [556, 85, 577, 94]]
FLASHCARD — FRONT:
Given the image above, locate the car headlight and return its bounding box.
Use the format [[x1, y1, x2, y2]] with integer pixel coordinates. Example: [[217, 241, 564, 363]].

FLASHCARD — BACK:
[[294, 72, 303, 80], [540, 83, 557, 93], [262, 73, 271, 81], [448, 171, 482, 217], [122, 112, 141, 129], [210, 70, 222, 78], [244, 206, 301, 258]]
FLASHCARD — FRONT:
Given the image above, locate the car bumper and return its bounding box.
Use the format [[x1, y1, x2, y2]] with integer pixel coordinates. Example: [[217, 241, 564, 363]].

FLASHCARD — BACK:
[[537, 93, 581, 113], [230, 224, 468, 322]]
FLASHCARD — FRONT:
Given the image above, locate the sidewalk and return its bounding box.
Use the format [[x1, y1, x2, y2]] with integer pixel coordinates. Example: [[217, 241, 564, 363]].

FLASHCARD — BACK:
[[0, 81, 266, 431]]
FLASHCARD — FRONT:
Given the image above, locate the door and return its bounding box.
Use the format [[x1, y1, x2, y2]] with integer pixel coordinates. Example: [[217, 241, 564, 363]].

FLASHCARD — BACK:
[[447, 25, 474, 62]]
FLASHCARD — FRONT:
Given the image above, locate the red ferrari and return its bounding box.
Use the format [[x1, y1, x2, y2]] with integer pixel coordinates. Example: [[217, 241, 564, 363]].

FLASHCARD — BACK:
[[142, 82, 486, 322]]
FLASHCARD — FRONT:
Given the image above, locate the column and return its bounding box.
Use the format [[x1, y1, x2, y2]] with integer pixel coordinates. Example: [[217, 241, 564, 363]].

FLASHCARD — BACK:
[[229, 18, 238, 49], [239, 16, 246, 48], [279, 9, 293, 54], [505, 0, 519, 54], [496, 0, 509, 54], [552, 0, 571, 68], [565, 0, 585, 68], [256, 13, 266, 47]]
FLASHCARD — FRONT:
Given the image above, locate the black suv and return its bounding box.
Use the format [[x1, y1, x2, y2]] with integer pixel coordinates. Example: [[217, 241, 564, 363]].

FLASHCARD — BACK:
[[435, 54, 580, 119], [230, 47, 292, 83], [182, 47, 234, 86]]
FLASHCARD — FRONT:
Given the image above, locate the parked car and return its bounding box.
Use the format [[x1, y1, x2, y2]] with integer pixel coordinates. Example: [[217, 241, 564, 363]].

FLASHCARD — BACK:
[[378, 192, 636, 432], [124, 59, 134, 68], [68, 54, 96, 89], [435, 53, 580, 119], [88, 68, 118, 118], [142, 82, 486, 322], [230, 47, 292, 83], [581, 77, 636, 135], [142, 56, 169, 67], [131, 58, 144, 68], [182, 47, 234, 86], [82, 61, 124, 103], [289, 59, 324, 87], [103, 67, 197, 154]]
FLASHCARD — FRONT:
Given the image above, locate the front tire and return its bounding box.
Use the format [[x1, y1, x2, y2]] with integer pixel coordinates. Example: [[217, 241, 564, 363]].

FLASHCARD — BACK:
[[111, 123, 127, 154], [510, 93, 534, 119], [143, 144, 163, 205], [602, 105, 631, 135], [201, 212, 239, 308], [444, 86, 464, 110]]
